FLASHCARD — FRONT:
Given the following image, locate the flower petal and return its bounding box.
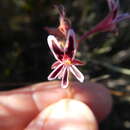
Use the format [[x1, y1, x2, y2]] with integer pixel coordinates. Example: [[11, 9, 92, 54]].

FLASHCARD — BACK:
[[85, 0, 119, 33], [79, 13, 114, 42], [58, 66, 65, 79], [44, 27, 65, 39], [48, 64, 64, 80], [61, 67, 69, 88], [69, 65, 84, 83], [114, 13, 130, 23], [65, 29, 77, 59], [86, 12, 116, 34], [88, 3, 119, 34], [72, 59, 85, 66], [47, 35, 64, 61], [51, 61, 61, 69], [107, 0, 119, 11], [55, 5, 71, 37]]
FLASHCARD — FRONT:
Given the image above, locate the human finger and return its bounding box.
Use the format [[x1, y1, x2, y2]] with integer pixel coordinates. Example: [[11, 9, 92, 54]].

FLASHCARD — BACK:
[[25, 99, 98, 130]]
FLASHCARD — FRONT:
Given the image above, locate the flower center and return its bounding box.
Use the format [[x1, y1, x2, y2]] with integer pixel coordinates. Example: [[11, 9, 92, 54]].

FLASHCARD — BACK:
[[63, 55, 72, 66], [64, 59, 72, 65]]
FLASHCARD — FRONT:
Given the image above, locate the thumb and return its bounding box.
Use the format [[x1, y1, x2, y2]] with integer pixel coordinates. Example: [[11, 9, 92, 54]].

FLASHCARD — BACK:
[[25, 99, 98, 130]]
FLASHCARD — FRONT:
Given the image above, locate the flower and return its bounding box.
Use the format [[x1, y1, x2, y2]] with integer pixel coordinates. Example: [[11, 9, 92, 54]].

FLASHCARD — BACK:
[[79, 0, 130, 42], [47, 29, 84, 88], [93, 0, 130, 32], [44, 5, 71, 40]]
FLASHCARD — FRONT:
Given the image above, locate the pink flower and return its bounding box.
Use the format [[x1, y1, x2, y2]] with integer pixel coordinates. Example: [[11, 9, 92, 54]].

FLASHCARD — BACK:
[[105, 0, 130, 30], [44, 5, 71, 40], [94, 0, 130, 32], [80, 0, 130, 42], [47, 29, 84, 88]]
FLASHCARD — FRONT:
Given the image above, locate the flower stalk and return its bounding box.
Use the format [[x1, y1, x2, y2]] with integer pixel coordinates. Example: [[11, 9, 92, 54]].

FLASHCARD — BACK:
[[45, 1, 130, 88]]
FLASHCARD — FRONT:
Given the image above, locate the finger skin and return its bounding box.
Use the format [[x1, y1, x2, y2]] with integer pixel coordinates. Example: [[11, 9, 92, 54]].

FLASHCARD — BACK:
[[0, 81, 112, 130], [0, 92, 38, 130], [25, 99, 98, 130], [71, 82, 112, 121], [30, 81, 112, 121]]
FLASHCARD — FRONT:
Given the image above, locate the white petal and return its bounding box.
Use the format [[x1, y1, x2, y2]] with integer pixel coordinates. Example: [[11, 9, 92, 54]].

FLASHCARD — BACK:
[[58, 66, 65, 79], [65, 29, 77, 59], [61, 67, 69, 88], [48, 63, 64, 80], [51, 61, 61, 69], [107, 0, 119, 11], [114, 13, 130, 23], [47, 35, 63, 61], [69, 65, 84, 83]]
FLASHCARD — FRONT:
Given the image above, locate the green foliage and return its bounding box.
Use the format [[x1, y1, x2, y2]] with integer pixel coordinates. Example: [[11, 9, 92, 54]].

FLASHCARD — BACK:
[[0, 0, 130, 129]]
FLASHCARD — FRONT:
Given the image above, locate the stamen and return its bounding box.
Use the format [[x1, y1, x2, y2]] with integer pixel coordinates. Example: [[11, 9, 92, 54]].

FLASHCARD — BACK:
[[59, 40, 66, 48], [64, 59, 72, 65]]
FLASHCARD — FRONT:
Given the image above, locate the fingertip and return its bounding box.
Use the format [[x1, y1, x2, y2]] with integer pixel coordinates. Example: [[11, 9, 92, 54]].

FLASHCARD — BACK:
[[25, 99, 98, 130], [72, 82, 113, 122]]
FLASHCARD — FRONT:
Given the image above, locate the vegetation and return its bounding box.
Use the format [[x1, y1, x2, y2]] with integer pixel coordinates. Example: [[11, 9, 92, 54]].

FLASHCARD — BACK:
[[0, 0, 130, 129]]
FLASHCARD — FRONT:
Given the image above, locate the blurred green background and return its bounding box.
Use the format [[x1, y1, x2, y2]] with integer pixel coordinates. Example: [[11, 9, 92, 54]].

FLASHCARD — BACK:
[[0, 0, 130, 129]]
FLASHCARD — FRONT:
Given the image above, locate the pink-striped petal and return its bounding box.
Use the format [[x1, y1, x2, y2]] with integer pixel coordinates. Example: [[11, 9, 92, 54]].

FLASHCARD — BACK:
[[79, 12, 114, 42], [111, 7, 118, 20], [114, 13, 130, 23], [51, 61, 61, 69], [69, 65, 84, 83], [58, 66, 65, 79], [47, 35, 64, 61], [72, 59, 85, 66], [65, 29, 77, 59], [48, 64, 64, 80], [61, 67, 69, 88], [107, 0, 119, 11], [44, 27, 65, 39], [89, 14, 114, 34]]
